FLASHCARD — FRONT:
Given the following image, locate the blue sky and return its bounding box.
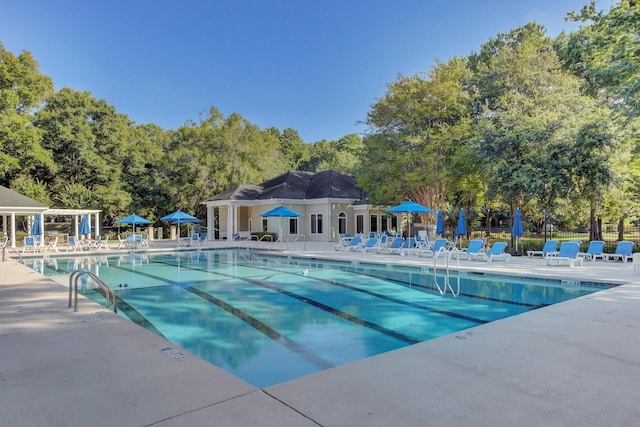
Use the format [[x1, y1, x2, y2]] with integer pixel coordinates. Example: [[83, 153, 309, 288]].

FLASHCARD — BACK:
[[1, 0, 603, 143]]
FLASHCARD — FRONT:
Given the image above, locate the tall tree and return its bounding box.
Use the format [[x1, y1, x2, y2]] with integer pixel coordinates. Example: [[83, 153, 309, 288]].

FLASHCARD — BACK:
[[0, 43, 54, 186], [471, 23, 615, 229], [361, 57, 476, 213]]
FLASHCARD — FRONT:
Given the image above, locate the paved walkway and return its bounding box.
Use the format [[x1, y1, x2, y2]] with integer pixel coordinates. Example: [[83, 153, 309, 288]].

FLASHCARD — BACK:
[[2, 242, 640, 426]]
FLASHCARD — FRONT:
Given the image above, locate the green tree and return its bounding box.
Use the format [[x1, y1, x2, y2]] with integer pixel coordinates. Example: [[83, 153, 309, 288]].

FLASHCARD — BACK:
[[0, 43, 54, 186], [34, 88, 134, 219], [471, 23, 615, 231], [361, 57, 476, 214]]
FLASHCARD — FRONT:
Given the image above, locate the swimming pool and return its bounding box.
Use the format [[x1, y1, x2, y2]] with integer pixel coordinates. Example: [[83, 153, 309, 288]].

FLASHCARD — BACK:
[[26, 249, 614, 388]]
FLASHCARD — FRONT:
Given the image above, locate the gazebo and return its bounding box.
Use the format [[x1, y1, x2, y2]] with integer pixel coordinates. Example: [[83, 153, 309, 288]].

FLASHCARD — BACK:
[[0, 185, 102, 248]]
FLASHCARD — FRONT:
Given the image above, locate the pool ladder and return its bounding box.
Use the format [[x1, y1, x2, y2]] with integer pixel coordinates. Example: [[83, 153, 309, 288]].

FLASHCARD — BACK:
[[68, 269, 117, 313], [432, 247, 460, 296]]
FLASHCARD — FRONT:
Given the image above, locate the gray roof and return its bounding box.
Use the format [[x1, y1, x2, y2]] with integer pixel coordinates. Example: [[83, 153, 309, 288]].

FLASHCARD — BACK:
[[204, 170, 366, 202], [0, 185, 48, 213]]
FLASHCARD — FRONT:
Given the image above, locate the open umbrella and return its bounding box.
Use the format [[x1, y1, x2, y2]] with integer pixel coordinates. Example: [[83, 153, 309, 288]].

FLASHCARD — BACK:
[[80, 214, 91, 238], [260, 205, 303, 243], [511, 208, 524, 252], [456, 209, 467, 248], [160, 210, 201, 241], [436, 210, 445, 236], [386, 200, 433, 238], [116, 213, 152, 236]]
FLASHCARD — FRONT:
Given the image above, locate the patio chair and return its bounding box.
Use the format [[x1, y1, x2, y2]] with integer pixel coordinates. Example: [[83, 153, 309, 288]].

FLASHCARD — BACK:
[[397, 237, 416, 256], [190, 233, 200, 247], [334, 235, 362, 251], [141, 234, 150, 248], [471, 241, 511, 262], [116, 234, 128, 249], [453, 238, 485, 260], [602, 241, 635, 262], [0, 234, 7, 250], [354, 237, 378, 252], [527, 240, 559, 258], [334, 233, 354, 251], [577, 241, 605, 262], [377, 236, 404, 254], [45, 236, 59, 253], [22, 236, 36, 253], [95, 236, 110, 250], [547, 242, 583, 267], [66, 236, 83, 252], [417, 238, 448, 258]]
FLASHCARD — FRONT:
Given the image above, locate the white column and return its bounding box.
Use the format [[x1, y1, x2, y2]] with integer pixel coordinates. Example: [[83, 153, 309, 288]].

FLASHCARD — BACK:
[[74, 215, 79, 238], [94, 213, 100, 238], [207, 205, 214, 241], [227, 204, 233, 239], [10, 213, 16, 248], [39, 212, 45, 239]]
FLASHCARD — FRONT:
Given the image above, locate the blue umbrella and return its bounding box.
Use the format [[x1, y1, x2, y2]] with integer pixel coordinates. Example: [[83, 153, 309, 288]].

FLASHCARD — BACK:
[[116, 213, 152, 236], [456, 209, 467, 247], [386, 200, 433, 214], [160, 210, 201, 238], [31, 213, 42, 237], [80, 214, 91, 237], [511, 208, 524, 251], [436, 210, 445, 236], [260, 205, 303, 218], [386, 200, 433, 238], [261, 206, 303, 242]]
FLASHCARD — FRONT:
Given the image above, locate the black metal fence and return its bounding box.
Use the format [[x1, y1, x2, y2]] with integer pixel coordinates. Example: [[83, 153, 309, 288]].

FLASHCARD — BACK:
[[463, 226, 640, 255]]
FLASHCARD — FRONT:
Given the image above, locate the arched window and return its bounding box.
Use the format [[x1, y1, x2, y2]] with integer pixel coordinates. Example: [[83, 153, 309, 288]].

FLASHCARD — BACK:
[[338, 212, 347, 235]]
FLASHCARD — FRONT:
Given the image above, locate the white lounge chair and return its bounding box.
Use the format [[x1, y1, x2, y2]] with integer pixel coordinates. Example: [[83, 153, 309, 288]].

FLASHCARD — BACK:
[[577, 241, 605, 261], [471, 241, 511, 262], [354, 237, 378, 252], [454, 238, 485, 259], [602, 241, 634, 262], [527, 240, 559, 258], [377, 237, 403, 254], [335, 235, 362, 251], [417, 238, 448, 258], [547, 242, 583, 267]]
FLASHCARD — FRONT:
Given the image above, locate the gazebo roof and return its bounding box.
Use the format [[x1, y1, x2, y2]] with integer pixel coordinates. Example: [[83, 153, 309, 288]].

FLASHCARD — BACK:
[[0, 185, 48, 214]]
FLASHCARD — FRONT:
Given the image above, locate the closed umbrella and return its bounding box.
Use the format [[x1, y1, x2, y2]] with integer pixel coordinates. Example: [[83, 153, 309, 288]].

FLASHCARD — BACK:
[[80, 214, 91, 238], [260, 205, 303, 245], [31, 213, 42, 237], [116, 213, 152, 236], [456, 209, 467, 248], [436, 210, 445, 236], [511, 208, 524, 252]]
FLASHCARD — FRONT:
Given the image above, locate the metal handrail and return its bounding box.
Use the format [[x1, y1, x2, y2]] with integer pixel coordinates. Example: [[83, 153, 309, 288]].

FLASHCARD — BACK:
[[432, 247, 460, 296], [288, 234, 306, 250], [3, 245, 23, 262], [68, 269, 117, 313]]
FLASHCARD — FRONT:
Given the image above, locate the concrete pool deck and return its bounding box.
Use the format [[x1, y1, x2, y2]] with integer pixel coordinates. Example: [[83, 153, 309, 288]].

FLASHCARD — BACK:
[[2, 241, 640, 426]]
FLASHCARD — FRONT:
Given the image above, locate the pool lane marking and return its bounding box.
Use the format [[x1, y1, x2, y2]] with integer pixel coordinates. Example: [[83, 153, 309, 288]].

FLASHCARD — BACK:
[[228, 256, 548, 309], [114, 260, 421, 346], [217, 259, 493, 323], [183, 285, 336, 370], [104, 264, 343, 369]]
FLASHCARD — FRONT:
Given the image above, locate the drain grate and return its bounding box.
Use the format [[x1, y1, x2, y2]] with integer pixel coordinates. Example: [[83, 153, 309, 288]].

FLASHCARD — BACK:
[[161, 347, 188, 362]]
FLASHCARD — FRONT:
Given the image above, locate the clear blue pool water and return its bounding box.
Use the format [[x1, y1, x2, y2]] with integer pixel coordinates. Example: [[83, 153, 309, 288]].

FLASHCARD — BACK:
[[26, 249, 615, 388]]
